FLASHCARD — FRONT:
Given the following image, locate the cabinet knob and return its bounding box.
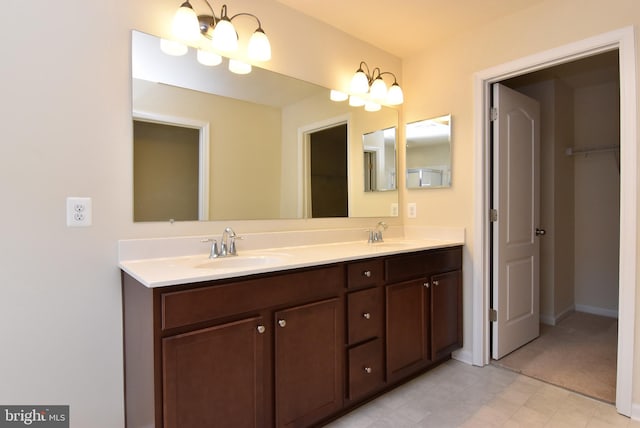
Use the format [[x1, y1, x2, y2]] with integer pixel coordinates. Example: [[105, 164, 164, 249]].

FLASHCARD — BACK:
[[424, 282, 430, 288], [433, 280, 439, 286], [363, 270, 372, 277], [363, 367, 372, 374], [362, 312, 371, 320], [278, 319, 287, 328], [257, 325, 266, 334]]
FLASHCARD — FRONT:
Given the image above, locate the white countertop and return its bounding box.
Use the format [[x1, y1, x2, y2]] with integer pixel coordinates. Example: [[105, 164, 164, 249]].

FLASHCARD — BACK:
[[120, 238, 463, 288]]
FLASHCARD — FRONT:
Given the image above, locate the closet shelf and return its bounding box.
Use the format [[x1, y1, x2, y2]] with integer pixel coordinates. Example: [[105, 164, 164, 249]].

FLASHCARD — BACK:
[[565, 145, 620, 156]]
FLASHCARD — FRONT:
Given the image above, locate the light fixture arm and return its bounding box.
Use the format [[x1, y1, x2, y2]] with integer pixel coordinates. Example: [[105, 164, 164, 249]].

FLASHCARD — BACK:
[[229, 11, 265, 31]]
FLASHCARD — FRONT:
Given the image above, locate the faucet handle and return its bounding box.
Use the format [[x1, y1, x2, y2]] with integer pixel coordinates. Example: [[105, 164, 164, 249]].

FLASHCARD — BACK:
[[228, 235, 243, 256], [200, 238, 220, 258]]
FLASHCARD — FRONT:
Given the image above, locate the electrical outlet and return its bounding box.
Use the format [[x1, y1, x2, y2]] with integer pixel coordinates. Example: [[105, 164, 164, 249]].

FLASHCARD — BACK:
[[66, 197, 92, 227], [407, 202, 417, 218], [390, 203, 398, 217]]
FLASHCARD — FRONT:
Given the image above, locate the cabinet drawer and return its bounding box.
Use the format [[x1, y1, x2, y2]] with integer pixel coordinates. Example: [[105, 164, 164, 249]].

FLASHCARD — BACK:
[[347, 259, 384, 289], [347, 287, 383, 344], [161, 265, 344, 330], [348, 339, 384, 401], [385, 247, 462, 283]]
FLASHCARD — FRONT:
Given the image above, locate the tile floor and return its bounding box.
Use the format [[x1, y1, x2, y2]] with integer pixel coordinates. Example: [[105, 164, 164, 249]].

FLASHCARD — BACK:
[[324, 360, 639, 428]]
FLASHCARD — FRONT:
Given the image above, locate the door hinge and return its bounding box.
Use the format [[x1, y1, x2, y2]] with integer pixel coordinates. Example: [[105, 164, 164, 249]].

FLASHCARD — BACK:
[[489, 309, 498, 322], [490, 209, 498, 222], [490, 107, 498, 121]]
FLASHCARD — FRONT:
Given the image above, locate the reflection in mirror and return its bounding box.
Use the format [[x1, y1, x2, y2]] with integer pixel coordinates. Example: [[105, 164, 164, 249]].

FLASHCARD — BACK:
[[131, 30, 399, 221], [363, 127, 397, 192], [406, 115, 452, 188]]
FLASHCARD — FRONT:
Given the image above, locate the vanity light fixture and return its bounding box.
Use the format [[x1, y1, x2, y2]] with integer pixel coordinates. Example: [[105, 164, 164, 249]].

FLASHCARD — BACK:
[[162, 0, 271, 72], [349, 61, 404, 105]]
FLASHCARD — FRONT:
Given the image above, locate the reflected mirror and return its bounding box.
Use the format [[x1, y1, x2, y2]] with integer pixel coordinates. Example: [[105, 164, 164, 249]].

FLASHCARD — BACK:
[[131, 30, 398, 221], [406, 115, 452, 188], [363, 127, 397, 192]]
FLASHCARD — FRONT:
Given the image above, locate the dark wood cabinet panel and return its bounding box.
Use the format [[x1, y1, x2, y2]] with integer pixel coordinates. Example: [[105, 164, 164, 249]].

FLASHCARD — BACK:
[[275, 298, 343, 428], [347, 259, 384, 289], [385, 279, 430, 381], [431, 270, 463, 360], [347, 287, 383, 344], [347, 338, 384, 401], [162, 316, 266, 428]]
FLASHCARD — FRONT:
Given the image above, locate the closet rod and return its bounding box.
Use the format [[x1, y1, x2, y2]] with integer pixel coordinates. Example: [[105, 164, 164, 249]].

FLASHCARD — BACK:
[[565, 145, 620, 156]]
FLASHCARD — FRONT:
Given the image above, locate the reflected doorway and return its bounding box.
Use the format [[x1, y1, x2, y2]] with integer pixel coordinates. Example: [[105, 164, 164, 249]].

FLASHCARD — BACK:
[[307, 123, 348, 218]]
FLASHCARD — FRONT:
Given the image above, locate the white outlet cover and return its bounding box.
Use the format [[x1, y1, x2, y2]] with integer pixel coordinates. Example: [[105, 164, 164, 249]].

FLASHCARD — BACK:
[[66, 197, 92, 227], [407, 202, 417, 218]]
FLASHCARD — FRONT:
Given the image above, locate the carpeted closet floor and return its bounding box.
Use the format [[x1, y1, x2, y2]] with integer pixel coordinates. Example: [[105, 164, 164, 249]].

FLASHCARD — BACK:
[[492, 311, 618, 403]]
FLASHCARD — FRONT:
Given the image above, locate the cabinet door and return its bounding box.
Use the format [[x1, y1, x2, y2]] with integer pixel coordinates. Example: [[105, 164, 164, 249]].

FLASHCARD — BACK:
[[431, 270, 463, 360], [275, 298, 343, 428], [385, 279, 430, 381], [162, 316, 266, 428]]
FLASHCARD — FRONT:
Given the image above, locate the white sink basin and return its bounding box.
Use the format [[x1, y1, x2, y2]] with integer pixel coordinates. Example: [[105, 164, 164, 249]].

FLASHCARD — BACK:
[[194, 254, 290, 270]]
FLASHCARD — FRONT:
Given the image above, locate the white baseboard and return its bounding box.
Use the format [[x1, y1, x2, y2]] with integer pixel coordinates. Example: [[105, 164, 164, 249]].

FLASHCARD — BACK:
[[452, 349, 473, 365], [631, 402, 640, 421], [540, 306, 574, 326], [575, 304, 619, 319]]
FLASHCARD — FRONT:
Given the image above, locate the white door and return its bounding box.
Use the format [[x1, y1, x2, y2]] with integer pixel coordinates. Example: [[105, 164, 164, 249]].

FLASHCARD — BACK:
[[491, 83, 541, 360]]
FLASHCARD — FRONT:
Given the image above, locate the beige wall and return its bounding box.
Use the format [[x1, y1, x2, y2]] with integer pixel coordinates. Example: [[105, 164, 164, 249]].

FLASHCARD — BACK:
[[0, 1, 400, 427], [402, 0, 639, 411], [2, 0, 640, 425]]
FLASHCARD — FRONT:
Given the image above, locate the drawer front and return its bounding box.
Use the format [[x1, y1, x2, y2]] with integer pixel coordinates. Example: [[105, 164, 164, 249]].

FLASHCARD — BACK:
[[347, 259, 384, 289], [161, 265, 344, 330], [348, 339, 384, 401], [385, 246, 462, 283], [347, 287, 383, 344]]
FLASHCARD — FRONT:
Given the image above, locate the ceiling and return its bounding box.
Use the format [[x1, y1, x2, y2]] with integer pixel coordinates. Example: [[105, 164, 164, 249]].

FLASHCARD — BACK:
[[275, 0, 547, 58]]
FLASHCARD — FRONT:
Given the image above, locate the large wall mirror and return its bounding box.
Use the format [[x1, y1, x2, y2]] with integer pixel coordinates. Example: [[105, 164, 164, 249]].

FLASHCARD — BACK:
[[406, 114, 452, 188], [131, 31, 398, 221]]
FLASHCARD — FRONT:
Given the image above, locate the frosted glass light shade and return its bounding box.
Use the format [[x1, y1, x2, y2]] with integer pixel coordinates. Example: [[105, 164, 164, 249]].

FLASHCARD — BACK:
[[350, 70, 370, 95], [171, 2, 201, 42], [365, 101, 381, 112], [160, 38, 188, 56], [386, 83, 404, 105], [349, 95, 365, 107], [212, 19, 238, 52], [247, 29, 271, 61], [330, 90, 348, 102], [369, 77, 388, 101], [197, 49, 222, 66], [228, 59, 252, 74]]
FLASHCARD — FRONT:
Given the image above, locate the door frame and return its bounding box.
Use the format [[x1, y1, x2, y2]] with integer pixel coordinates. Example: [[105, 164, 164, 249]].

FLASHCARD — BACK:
[[472, 27, 637, 416]]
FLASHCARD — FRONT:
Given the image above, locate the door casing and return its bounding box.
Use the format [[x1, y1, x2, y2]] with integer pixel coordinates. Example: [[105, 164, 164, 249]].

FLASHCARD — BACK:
[[472, 26, 637, 417]]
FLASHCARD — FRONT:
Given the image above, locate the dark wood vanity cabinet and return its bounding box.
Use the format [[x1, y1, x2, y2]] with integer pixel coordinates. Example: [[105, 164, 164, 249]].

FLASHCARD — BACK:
[[122, 245, 462, 428], [384, 247, 463, 382]]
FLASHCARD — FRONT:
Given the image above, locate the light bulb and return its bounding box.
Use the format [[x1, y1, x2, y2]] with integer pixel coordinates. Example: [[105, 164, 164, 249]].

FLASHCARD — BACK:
[[212, 18, 238, 52], [247, 29, 271, 61], [369, 77, 388, 102], [197, 49, 222, 66], [350, 70, 370, 95], [330, 90, 348, 102], [228, 59, 252, 74], [386, 83, 404, 105], [365, 101, 381, 112], [171, 2, 201, 43], [349, 95, 365, 107], [160, 38, 188, 56]]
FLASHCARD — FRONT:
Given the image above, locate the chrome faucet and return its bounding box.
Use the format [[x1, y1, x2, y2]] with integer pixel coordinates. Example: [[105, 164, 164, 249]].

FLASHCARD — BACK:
[[220, 227, 241, 257], [201, 227, 242, 258], [368, 221, 388, 243]]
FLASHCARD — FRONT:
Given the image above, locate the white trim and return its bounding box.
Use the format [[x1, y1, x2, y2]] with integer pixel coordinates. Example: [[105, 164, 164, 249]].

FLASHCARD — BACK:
[[631, 403, 640, 422], [472, 27, 636, 417], [574, 304, 619, 319], [132, 110, 210, 221]]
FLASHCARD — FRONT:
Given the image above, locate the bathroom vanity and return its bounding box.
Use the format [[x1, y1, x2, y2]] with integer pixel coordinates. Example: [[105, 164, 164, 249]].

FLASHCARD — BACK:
[[121, 239, 462, 428]]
